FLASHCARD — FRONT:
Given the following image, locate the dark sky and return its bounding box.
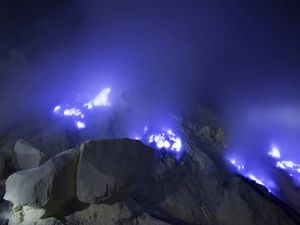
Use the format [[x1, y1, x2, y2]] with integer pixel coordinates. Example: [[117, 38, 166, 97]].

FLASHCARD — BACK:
[[1, 0, 300, 138]]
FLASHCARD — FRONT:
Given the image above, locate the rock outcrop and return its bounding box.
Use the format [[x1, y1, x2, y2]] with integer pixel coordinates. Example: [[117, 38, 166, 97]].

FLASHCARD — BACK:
[[13, 139, 45, 170], [77, 139, 154, 204], [1, 138, 300, 225], [4, 149, 79, 216]]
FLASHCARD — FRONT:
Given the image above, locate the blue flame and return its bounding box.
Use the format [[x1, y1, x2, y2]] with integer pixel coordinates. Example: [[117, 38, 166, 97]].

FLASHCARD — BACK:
[[53, 105, 61, 113], [52, 87, 111, 129], [268, 145, 281, 159], [227, 154, 272, 192], [63, 108, 84, 118], [266, 145, 300, 184], [83, 88, 111, 109], [52, 87, 183, 156], [247, 174, 265, 186], [147, 128, 182, 152], [229, 158, 245, 171], [227, 143, 300, 194], [76, 121, 86, 129]]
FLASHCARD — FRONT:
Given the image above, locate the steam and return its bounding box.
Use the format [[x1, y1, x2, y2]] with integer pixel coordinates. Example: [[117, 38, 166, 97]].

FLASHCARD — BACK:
[[51, 86, 183, 154], [0, 0, 300, 204], [83, 88, 111, 109]]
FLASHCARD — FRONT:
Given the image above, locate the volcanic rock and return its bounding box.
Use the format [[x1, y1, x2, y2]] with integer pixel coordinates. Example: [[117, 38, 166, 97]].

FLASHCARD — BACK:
[[12, 139, 45, 170], [66, 202, 132, 225], [66, 202, 171, 225], [128, 144, 300, 225], [4, 149, 79, 216], [7, 205, 64, 225], [76, 139, 154, 204]]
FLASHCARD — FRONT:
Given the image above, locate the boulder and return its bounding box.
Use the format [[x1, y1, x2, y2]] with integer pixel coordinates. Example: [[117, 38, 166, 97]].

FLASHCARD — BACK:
[[76, 139, 154, 204], [4, 149, 79, 216], [13, 139, 45, 170], [8, 205, 63, 225]]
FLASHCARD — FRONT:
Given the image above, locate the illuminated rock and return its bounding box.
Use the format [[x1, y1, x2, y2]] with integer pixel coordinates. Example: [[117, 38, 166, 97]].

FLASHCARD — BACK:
[[13, 139, 45, 170], [76, 139, 154, 204], [8, 205, 62, 225], [4, 149, 79, 216]]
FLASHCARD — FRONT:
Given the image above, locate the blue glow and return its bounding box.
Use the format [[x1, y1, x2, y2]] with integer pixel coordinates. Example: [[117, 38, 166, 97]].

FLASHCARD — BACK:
[[226, 154, 273, 192], [265, 144, 300, 185], [83, 87, 111, 109], [268, 145, 281, 159], [52, 87, 111, 129], [275, 160, 300, 182], [63, 108, 84, 118], [147, 129, 182, 152], [76, 121, 86, 129], [143, 126, 149, 133], [52, 88, 184, 154], [229, 158, 245, 171], [53, 105, 61, 113], [227, 154, 246, 172], [228, 143, 300, 194], [247, 174, 271, 192]]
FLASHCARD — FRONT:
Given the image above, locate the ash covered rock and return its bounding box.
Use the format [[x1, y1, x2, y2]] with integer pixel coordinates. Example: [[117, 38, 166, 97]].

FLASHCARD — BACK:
[[12, 139, 46, 170], [178, 105, 226, 149], [66, 202, 132, 225], [4, 149, 79, 216], [77, 139, 154, 204], [66, 202, 171, 225]]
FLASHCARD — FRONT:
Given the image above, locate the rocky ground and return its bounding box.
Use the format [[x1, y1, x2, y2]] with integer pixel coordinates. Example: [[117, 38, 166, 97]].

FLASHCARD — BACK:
[[0, 105, 299, 225]]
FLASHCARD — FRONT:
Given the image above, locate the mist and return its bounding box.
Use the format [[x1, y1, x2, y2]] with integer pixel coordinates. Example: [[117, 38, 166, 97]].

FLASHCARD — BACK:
[[1, 0, 300, 176]]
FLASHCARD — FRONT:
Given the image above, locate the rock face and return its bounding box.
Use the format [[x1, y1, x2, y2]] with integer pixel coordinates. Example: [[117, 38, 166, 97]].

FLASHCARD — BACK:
[[66, 202, 132, 225], [77, 139, 154, 204], [1, 128, 300, 224], [66, 202, 171, 225], [2, 139, 300, 225], [4, 149, 79, 216], [13, 139, 45, 170]]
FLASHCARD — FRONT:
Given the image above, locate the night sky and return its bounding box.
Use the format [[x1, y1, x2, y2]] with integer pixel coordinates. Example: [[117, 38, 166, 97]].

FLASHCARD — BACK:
[[1, 1, 300, 107]]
